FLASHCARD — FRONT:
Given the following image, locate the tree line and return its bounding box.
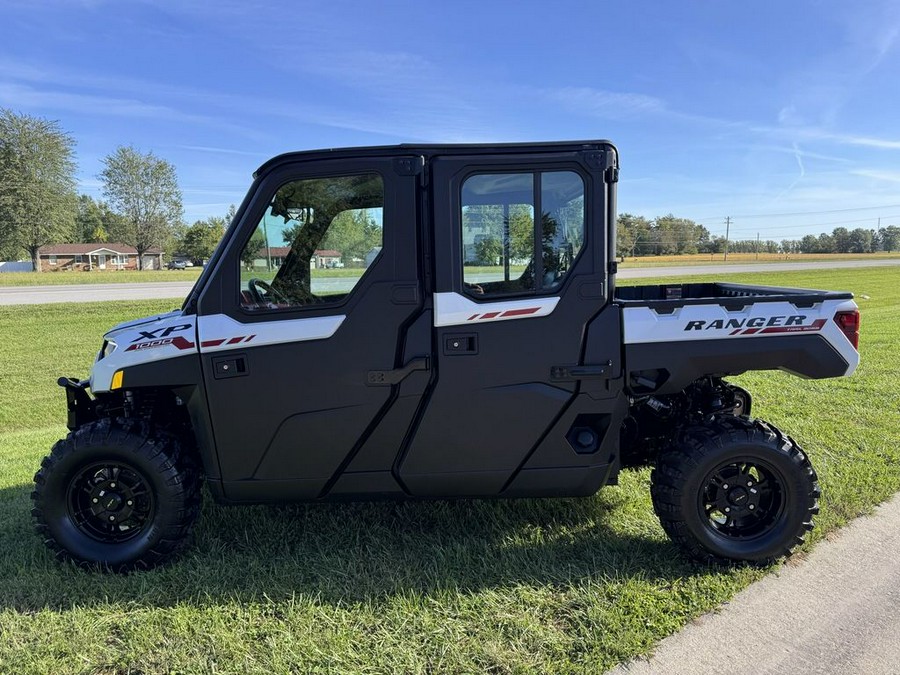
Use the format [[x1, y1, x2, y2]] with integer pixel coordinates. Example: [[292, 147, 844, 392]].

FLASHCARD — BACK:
[[0, 108, 230, 271], [617, 213, 900, 258]]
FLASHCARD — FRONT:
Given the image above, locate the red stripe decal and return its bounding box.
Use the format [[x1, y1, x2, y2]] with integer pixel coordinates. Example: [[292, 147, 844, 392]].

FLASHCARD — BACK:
[[742, 328, 761, 335], [729, 329, 742, 335], [201, 339, 225, 347], [468, 314, 480, 321], [500, 307, 540, 318], [481, 311, 501, 319], [245, 335, 256, 342], [227, 336, 244, 344], [171, 336, 196, 350]]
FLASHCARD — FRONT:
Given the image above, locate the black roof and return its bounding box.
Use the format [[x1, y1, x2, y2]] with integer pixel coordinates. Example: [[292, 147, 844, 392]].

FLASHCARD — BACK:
[[254, 139, 615, 178]]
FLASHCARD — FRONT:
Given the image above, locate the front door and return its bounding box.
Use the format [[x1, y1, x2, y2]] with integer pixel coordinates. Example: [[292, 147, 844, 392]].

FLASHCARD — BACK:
[[398, 148, 623, 496], [196, 156, 426, 501]]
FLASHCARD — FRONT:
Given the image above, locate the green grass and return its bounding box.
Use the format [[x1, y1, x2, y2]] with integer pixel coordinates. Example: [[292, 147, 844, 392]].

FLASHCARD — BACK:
[[0, 269, 204, 286], [619, 251, 900, 267], [0, 268, 897, 673]]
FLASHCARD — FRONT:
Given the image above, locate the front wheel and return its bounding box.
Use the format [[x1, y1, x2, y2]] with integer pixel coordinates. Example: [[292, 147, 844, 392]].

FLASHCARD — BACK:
[[651, 416, 819, 565], [32, 419, 201, 572]]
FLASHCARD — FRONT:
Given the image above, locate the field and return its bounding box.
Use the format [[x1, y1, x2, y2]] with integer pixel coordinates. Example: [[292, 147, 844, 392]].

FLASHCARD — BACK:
[[619, 251, 900, 267], [0, 268, 897, 673]]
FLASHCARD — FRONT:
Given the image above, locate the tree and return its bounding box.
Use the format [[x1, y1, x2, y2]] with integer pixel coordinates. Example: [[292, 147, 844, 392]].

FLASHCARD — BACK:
[[847, 228, 874, 254], [617, 213, 652, 257], [0, 109, 77, 269], [100, 146, 183, 269], [180, 216, 226, 263], [241, 228, 267, 269], [831, 227, 850, 253], [880, 226, 900, 252]]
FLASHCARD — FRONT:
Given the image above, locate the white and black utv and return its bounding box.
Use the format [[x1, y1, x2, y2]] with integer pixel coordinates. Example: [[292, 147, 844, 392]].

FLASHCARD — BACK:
[[32, 141, 860, 570]]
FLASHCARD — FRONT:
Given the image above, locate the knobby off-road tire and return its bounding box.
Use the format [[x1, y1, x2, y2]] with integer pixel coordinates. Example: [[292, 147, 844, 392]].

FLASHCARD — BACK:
[[651, 416, 819, 565], [32, 418, 201, 572]]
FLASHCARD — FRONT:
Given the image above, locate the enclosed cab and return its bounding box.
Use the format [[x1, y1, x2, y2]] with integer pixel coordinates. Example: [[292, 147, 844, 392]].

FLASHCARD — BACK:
[[33, 141, 859, 570]]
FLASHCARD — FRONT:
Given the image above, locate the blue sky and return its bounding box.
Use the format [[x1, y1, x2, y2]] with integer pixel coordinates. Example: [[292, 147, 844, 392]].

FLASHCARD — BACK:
[[2, 0, 900, 241]]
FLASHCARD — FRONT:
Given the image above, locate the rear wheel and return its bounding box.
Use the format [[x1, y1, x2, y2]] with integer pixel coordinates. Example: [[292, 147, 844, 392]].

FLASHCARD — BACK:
[[651, 416, 819, 565], [32, 419, 201, 572]]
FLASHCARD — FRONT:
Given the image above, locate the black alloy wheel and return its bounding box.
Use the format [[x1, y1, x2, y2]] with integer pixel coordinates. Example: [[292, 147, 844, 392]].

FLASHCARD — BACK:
[[651, 416, 819, 565], [33, 418, 200, 572], [66, 461, 156, 544]]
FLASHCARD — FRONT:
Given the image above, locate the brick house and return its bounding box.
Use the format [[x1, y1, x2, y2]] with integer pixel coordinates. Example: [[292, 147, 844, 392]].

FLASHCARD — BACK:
[[36, 244, 164, 272]]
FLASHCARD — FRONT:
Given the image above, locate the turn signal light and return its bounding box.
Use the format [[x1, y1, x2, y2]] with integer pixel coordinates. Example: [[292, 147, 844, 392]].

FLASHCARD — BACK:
[[834, 310, 860, 350]]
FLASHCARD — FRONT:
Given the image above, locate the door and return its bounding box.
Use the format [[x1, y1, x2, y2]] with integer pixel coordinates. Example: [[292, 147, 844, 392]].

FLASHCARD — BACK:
[[195, 156, 427, 501], [98, 254, 106, 270], [398, 149, 623, 497]]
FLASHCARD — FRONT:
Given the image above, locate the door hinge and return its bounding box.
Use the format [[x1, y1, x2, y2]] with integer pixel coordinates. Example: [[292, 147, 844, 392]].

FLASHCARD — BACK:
[[393, 156, 425, 176]]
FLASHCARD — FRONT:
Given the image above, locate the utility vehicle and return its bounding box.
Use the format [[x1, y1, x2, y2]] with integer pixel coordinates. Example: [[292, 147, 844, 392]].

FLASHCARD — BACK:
[[32, 141, 860, 571]]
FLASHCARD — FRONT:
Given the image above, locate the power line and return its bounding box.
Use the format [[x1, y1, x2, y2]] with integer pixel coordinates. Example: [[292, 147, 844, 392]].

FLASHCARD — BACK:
[[695, 203, 900, 221]]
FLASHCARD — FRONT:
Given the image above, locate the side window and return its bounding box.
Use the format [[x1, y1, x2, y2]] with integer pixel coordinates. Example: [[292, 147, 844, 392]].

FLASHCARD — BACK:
[[239, 173, 384, 311], [461, 170, 584, 298]]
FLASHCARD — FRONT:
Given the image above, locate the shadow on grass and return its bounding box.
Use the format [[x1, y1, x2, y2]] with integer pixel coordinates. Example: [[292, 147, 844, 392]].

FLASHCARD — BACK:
[[0, 477, 707, 612]]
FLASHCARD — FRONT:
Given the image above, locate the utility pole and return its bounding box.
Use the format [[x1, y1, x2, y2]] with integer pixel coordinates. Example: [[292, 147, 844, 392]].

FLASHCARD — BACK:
[[756, 231, 760, 260], [724, 216, 731, 262]]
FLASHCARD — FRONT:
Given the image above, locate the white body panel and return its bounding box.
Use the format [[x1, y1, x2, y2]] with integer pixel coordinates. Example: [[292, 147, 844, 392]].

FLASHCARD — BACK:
[[622, 298, 860, 376], [434, 291, 559, 327], [196, 313, 345, 353], [91, 312, 199, 393]]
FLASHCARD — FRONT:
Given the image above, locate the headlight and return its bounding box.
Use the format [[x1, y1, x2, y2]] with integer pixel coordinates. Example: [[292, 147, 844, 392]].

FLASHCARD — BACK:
[[99, 339, 117, 360]]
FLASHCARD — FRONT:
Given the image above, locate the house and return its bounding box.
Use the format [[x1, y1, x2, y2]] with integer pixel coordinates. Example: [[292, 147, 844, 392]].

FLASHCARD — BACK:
[[37, 244, 164, 272], [313, 249, 342, 268], [248, 247, 344, 270]]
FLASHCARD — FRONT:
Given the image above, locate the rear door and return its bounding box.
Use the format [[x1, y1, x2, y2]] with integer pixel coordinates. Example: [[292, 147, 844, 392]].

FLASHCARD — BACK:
[[195, 155, 428, 500], [398, 147, 622, 496]]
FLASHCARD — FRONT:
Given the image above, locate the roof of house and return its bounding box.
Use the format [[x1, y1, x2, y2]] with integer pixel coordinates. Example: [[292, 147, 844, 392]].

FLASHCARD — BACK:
[[38, 243, 163, 256], [314, 249, 341, 257]]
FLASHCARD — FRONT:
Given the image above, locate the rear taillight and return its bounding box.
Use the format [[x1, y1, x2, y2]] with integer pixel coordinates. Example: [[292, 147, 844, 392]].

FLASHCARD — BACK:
[[834, 310, 860, 350]]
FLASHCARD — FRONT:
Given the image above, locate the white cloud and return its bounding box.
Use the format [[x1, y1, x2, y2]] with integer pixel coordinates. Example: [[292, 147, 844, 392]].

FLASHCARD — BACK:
[[547, 86, 666, 119]]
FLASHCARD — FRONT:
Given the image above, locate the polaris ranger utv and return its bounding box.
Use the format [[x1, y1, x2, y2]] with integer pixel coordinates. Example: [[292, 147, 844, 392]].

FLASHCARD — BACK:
[[32, 141, 861, 571]]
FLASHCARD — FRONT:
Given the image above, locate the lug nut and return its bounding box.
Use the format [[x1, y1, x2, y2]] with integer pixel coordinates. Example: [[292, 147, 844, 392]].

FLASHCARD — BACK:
[[127, 500, 133, 506], [749, 505, 755, 510], [110, 482, 116, 488], [724, 507, 731, 513], [92, 498, 99, 503], [723, 484, 729, 489], [109, 515, 115, 521], [747, 482, 753, 487]]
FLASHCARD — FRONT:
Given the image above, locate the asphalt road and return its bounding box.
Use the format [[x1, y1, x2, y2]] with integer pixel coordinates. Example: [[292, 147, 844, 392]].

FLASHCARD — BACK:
[[612, 494, 900, 675], [1, 258, 899, 305]]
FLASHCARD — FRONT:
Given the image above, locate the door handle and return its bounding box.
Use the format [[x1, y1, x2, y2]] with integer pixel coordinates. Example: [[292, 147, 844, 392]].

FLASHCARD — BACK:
[[367, 357, 430, 386], [212, 354, 248, 379]]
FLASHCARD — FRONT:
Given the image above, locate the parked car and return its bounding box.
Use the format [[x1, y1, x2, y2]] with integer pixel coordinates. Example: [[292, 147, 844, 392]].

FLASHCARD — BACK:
[[167, 260, 187, 270]]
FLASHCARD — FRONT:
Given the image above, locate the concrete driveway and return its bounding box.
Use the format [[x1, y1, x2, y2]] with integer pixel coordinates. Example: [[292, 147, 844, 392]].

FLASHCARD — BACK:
[[612, 494, 900, 675]]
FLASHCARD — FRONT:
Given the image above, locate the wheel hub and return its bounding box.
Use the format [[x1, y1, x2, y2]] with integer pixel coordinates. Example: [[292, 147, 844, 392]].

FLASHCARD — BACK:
[[68, 463, 154, 542], [701, 459, 784, 539]]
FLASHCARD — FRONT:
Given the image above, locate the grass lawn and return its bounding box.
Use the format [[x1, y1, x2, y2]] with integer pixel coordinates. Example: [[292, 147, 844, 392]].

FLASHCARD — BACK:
[[0, 268, 204, 286], [619, 251, 900, 267], [0, 267, 897, 673]]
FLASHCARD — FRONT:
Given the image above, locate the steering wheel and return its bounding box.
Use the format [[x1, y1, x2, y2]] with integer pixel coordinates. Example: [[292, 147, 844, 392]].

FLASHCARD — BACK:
[[248, 278, 289, 306]]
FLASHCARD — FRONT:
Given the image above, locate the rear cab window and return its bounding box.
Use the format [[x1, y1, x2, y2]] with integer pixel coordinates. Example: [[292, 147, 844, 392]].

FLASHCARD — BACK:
[[461, 170, 585, 298]]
